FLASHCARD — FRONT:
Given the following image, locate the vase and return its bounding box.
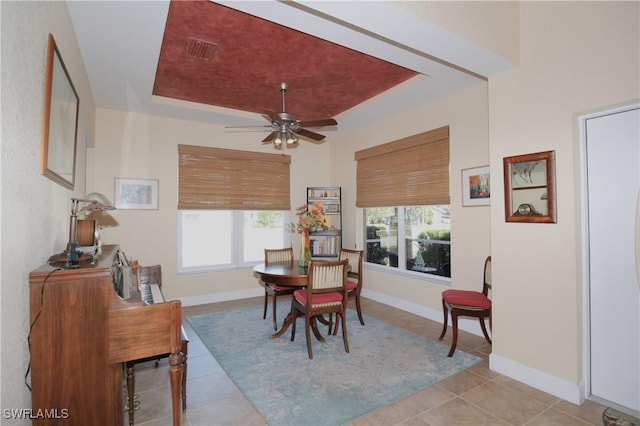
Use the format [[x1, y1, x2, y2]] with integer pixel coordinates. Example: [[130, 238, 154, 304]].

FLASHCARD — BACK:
[[299, 229, 312, 267]]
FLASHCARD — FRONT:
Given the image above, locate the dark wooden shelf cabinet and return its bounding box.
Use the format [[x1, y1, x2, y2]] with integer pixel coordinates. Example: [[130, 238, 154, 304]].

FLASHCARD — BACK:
[[28, 245, 184, 425]]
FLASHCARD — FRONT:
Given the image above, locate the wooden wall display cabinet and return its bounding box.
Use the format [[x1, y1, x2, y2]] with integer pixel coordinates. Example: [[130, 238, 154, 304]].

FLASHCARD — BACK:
[[28, 245, 184, 425], [307, 187, 342, 257]]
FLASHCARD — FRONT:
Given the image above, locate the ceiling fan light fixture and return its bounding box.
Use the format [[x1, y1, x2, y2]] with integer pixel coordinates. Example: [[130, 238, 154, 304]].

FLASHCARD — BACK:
[[274, 134, 283, 146], [286, 131, 298, 145]]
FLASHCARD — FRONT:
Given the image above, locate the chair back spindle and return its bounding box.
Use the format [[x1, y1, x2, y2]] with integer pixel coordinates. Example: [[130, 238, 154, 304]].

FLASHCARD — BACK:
[[265, 247, 294, 265]]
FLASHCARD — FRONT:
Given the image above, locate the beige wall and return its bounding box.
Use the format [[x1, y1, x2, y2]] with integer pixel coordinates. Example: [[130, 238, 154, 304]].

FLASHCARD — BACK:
[[3, 0, 638, 415], [92, 109, 333, 302], [1, 0, 95, 413], [92, 81, 490, 310], [488, 1, 639, 400], [394, 0, 520, 65], [330, 83, 491, 313]]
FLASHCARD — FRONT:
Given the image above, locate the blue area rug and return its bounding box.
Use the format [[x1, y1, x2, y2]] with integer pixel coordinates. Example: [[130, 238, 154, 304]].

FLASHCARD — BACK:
[[186, 302, 481, 426]]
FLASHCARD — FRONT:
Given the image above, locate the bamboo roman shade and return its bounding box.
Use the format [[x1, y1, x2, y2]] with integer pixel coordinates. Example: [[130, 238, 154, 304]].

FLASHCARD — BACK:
[[178, 144, 291, 210], [355, 126, 450, 207]]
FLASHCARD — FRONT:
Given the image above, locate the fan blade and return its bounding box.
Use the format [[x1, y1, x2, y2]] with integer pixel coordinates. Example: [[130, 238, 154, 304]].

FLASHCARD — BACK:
[[294, 128, 326, 142], [261, 132, 278, 144], [226, 130, 271, 133], [225, 125, 271, 129], [298, 118, 337, 127], [263, 110, 281, 123]]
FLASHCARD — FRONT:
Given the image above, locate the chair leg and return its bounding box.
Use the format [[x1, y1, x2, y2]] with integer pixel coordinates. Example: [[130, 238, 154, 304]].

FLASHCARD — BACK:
[[305, 314, 313, 359], [479, 317, 492, 345], [447, 311, 459, 357], [290, 304, 297, 342], [340, 311, 349, 353], [438, 299, 449, 340], [181, 340, 188, 412], [354, 294, 365, 326], [263, 288, 268, 320], [271, 293, 278, 330], [126, 363, 135, 426]]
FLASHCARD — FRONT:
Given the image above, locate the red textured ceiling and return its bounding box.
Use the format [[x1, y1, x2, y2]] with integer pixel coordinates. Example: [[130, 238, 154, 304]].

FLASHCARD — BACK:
[[153, 0, 418, 121]]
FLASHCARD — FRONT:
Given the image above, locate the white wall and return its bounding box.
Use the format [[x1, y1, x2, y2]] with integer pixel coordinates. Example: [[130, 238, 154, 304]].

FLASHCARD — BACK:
[[1, 0, 95, 415], [488, 1, 639, 403]]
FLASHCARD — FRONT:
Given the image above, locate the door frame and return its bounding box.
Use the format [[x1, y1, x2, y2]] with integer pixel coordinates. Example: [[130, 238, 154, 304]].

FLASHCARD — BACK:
[[577, 101, 640, 415]]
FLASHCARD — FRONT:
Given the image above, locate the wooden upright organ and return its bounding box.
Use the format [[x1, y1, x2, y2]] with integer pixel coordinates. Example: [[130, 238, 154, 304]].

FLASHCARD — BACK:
[[28, 245, 184, 425]]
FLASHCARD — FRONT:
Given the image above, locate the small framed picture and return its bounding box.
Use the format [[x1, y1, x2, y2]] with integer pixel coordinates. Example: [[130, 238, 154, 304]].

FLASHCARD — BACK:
[[461, 165, 490, 207], [503, 150, 556, 223], [325, 204, 340, 213], [115, 178, 159, 210]]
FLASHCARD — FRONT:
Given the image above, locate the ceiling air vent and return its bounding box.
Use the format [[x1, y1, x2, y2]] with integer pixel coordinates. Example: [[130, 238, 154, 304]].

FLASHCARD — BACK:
[[184, 37, 218, 60]]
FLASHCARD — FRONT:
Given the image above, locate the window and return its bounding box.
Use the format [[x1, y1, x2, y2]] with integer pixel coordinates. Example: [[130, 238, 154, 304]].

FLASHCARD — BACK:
[[364, 206, 450, 278], [356, 127, 450, 279], [178, 210, 289, 273], [177, 145, 291, 273]]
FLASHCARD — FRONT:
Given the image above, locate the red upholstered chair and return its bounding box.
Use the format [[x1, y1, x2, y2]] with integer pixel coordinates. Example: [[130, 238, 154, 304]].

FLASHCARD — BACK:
[[439, 256, 492, 357], [262, 247, 295, 330], [290, 259, 350, 359]]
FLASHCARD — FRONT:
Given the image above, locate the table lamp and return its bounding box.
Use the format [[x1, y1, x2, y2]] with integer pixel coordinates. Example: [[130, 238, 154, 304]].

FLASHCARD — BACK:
[[48, 193, 116, 268]]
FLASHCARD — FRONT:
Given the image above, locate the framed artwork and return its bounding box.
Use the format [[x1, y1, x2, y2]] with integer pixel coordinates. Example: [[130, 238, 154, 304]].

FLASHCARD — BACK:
[[115, 178, 159, 210], [461, 165, 490, 207], [41, 33, 79, 189], [503, 150, 556, 223]]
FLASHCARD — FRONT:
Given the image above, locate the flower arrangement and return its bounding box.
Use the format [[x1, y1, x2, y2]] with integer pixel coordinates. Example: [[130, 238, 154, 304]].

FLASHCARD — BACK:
[[290, 201, 328, 233]]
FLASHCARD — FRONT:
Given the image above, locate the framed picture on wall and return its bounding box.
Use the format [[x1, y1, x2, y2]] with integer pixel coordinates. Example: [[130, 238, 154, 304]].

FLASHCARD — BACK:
[[461, 165, 490, 206], [41, 33, 79, 189], [114, 178, 159, 210], [503, 150, 556, 223]]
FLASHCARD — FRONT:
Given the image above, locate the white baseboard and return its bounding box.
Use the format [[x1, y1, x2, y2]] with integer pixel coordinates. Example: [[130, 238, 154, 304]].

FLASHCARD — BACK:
[[489, 353, 584, 405], [178, 287, 263, 307]]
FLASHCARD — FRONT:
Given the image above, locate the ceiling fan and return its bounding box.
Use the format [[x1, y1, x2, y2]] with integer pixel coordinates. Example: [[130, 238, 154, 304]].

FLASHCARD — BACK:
[[227, 82, 337, 148]]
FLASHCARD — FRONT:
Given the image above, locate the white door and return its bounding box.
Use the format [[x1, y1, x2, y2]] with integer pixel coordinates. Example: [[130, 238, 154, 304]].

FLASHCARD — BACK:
[[586, 106, 640, 414]]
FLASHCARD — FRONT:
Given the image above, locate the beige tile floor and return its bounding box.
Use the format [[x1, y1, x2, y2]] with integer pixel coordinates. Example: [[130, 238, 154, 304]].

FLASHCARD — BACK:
[[128, 297, 608, 426]]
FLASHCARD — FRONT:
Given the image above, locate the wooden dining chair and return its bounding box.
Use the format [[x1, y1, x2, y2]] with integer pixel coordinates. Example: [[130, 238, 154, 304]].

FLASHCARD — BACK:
[[328, 248, 364, 335], [290, 259, 350, 359], [262, 247, 295, 330], [127, 263, 189, 425], [438, 256, 492, 357], [339, 248, 365, 325]]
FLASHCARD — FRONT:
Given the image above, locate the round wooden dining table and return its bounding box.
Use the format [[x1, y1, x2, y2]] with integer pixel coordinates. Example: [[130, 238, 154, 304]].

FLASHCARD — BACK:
[[253, 262, 329, 340]]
